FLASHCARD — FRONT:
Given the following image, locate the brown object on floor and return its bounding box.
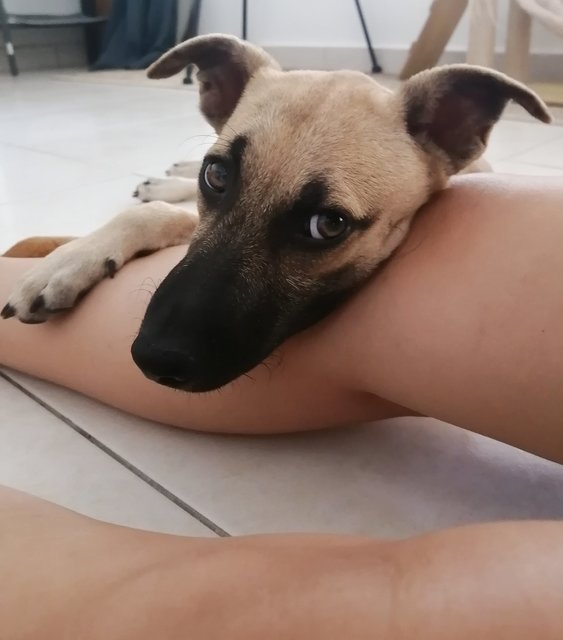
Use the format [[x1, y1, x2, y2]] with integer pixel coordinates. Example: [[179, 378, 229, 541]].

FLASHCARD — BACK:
[[399, 0, 468, 80], [505, 0, 532, 80], [401, 0, 502, 79], [529, 83, 563, 107], [2, 237, 75, 258]]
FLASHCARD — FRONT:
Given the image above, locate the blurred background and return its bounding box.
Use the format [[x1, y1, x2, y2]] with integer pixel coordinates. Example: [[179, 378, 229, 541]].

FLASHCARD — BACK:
[[1, 0, 562, 81]]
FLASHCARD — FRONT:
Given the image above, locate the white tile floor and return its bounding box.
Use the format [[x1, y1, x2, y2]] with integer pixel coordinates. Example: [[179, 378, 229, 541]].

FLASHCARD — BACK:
[[1, 70, 563, 538]]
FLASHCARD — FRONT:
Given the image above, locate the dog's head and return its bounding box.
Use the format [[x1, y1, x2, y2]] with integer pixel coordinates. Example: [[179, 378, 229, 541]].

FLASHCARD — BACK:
[[131, 34, 550, 392]]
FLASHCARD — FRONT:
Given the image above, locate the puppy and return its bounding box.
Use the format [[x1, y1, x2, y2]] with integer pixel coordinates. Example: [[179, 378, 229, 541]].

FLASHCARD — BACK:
[[1, 34, 551, 392]]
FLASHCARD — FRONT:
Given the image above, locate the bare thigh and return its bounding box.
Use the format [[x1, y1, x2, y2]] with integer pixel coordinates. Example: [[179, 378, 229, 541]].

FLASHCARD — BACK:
[[1, 484, 563, 640]]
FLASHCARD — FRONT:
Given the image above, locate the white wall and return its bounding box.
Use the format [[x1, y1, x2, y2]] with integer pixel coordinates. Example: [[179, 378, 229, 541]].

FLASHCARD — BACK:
[[194, 0, 563, 53]]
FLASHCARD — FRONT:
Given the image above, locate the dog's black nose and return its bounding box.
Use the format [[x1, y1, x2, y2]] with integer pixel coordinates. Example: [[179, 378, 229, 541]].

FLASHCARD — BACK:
[[131, 338, 194, 388]]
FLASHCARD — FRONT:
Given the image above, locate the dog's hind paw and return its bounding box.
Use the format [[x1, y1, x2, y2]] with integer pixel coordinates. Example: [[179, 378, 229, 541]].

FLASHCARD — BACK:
[[165, 160, 201, 178], [134, 177, 198, 203], [2, 240, 125, 323]]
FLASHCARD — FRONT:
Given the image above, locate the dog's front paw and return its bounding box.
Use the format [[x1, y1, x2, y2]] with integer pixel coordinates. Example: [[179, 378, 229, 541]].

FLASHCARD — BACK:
[[133, 177, 198, 203], [1, 241, 124, 323]]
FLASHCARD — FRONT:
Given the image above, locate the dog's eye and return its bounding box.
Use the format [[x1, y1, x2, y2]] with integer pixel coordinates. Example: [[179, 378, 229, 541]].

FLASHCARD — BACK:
[[306, 212, 349, 241], [204, 161, 229, 193]]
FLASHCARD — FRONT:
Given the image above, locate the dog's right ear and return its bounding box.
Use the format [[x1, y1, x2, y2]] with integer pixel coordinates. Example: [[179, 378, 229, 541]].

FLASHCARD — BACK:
[[147, 34, 281, 131]]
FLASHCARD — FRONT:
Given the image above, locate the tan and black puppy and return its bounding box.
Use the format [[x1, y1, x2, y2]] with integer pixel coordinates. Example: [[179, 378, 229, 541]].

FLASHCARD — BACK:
[[2, 34, 551, 391]]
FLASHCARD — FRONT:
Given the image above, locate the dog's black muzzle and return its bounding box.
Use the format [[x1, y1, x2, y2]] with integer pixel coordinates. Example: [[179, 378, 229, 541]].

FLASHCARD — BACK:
[[131, 247, 281, 392]]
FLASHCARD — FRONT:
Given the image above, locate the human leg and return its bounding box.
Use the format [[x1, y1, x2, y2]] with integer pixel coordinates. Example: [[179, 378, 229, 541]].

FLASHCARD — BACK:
[[2, 174, 563, 459], [1, 484, 562, 640]]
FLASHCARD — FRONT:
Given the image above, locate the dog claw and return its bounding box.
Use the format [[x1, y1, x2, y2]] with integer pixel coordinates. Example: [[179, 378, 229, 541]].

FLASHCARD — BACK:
[[20, 317, 47, 325], [143, 179, 150, 185], [1, 303, 15, 319], [104, 258, 117, 278], [29, 295, 45, 314]]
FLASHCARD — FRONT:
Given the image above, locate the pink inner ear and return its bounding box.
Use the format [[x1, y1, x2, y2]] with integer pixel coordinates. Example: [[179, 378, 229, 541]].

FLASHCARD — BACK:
[[429, 94, 476, 151], [428, 88, 502, 160], [199, 63, 248, 127]]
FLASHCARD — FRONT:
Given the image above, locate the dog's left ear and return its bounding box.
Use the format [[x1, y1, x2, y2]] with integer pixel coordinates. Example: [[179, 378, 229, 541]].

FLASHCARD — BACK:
[[147, 34, 280, 131], [400, 65, 552, 175]]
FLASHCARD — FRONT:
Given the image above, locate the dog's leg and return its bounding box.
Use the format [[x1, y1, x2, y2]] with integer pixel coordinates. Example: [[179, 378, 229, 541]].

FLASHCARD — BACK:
[[2, 202, 198, 324], [134, 177, 198, 203], [165, 160, 201, 178], [3, 237, 76, 258]]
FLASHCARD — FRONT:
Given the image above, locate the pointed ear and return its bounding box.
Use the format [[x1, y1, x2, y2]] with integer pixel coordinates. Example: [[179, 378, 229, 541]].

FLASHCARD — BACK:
[[147, 34, 281, 131], [400, 65, 552, 174]]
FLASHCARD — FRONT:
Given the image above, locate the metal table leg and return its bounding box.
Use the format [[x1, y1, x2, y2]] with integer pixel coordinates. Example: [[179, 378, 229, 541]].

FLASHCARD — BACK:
[[242, 0, 247, 39], [353, 0, 382, 73]]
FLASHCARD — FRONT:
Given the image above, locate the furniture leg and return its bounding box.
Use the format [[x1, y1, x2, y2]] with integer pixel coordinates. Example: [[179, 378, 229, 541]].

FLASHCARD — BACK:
[[400, 0, 468, 79], [505, 0, 532, 81]]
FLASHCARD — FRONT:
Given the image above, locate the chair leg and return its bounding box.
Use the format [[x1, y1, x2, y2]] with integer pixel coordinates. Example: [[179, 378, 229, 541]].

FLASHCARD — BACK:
[[182, 0, 203, 85], [400, 0, 468, 80], [1, 21, 18, 76], [84, 24, 103, 67], [353, 0, 381, 73]]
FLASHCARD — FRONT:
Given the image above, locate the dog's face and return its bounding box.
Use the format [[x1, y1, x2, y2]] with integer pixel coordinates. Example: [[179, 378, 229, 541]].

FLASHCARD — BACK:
[[131, 35, 550, 392]]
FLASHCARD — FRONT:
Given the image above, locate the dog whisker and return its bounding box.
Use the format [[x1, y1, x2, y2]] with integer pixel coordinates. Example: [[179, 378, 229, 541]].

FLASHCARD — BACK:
[[135, 288, 157, 297], [259, 350, 284, 380], [176, 134, 220, 153], [179, 133, 219, 145], [146, 277, 161, 290], [222, 122, 241, 140], [139, 276, 157, 292], [185, 141, 230, 155], [208, 139, 232, 151]]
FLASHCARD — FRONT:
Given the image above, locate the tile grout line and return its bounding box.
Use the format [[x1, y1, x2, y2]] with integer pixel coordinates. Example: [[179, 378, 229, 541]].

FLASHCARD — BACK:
[[0, 370, 229, 538]]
